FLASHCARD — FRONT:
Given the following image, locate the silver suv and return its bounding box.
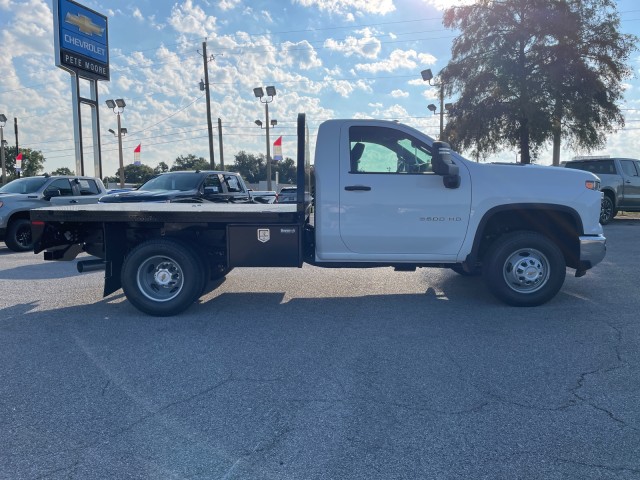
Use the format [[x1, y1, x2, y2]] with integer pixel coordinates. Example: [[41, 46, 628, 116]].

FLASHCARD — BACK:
[[0, 175, 107, 251]]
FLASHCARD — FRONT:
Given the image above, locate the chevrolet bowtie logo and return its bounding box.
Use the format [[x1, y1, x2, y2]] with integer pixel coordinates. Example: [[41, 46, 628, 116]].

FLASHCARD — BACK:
[[65, 12, 104, 36]]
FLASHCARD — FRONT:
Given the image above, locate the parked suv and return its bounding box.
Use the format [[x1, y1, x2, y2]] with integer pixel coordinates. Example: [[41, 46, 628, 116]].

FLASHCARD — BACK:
[[0, 175, 107, 251], [99, 171, 252, 204], [564, 157, 640, 224]]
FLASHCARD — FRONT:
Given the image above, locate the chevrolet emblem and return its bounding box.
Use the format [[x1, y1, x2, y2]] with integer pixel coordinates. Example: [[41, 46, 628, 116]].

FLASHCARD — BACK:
[[65, 12, 104, 36]]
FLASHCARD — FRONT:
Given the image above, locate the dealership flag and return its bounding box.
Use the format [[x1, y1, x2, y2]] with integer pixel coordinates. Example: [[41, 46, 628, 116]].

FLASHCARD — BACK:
[[134, 143, 141, 165], [273, 136, 283, 161], [15, 152, 22, 172]]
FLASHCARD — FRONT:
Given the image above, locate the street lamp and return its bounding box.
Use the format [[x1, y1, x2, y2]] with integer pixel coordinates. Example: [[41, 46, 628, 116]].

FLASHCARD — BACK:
[[421, 68, 448, 140], [0, 113, 7, 185], [253, 86, 277, 191], [105, 98, 126, 187]]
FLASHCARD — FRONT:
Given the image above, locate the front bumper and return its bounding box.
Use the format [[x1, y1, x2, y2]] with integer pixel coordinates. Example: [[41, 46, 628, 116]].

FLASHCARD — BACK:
[[578, 234, 606, 271]]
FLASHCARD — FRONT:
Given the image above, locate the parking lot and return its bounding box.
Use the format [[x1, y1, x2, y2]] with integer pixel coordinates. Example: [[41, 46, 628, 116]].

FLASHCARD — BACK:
[[1, 218, 639, 479]]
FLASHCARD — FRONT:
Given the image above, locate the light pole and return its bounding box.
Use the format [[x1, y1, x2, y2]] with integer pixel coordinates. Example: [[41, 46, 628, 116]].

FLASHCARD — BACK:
[[105, 99, 126, 188], [253, 86, 277, 191], [421, 69, 451, 140], [0, 113, 7, 185]]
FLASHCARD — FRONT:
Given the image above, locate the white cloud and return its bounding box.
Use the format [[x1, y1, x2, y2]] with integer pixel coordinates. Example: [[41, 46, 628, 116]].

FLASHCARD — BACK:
[[168, 0, 217, 37], [220, 0, 241, 10], [355, 49, 436, 74], [282, 41, 322, 70], [132, 7, 143, 21], [324, 30, 381, 59], [391, 89, 408, 98], [421, 0, 477, 11], [294, 0, 395, 17]]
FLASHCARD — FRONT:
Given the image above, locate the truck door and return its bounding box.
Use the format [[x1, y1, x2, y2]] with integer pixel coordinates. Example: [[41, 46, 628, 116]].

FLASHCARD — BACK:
[[339, 125, 471, 257], [619, 159, 640, 208]]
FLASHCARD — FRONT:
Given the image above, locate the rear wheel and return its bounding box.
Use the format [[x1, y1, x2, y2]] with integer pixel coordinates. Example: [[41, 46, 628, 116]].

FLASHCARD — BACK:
[[121, 238, 205, 316], [600, 195, 615, 225], [483, 231, 566, 307], [5, 219, 33, 252]]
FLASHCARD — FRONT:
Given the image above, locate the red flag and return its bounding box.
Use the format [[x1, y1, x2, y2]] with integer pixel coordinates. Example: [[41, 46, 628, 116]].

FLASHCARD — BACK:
[[16, 153, 22, 160], [273, 136, 283, 161], [133, 144, 141, 165]]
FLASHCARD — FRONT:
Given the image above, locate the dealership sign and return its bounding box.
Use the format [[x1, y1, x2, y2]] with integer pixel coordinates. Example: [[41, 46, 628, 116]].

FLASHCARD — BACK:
[[54, 0, 109, 80]]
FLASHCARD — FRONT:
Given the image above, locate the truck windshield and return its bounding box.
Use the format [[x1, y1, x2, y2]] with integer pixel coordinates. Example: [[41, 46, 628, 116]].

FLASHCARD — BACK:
[[0, 177, 48, 194], [140, 173, 202, 192]]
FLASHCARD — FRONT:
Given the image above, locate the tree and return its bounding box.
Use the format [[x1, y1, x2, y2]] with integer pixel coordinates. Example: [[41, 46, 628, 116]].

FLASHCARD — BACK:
[[154, 161, 169, 174], [1, 146, 45, 179], [233, 151, 265, 184], [119, 164, 155, 185], [441, 0, 636, 163], [51, 167, 74, 176], [170, 154, 210, 171], [274, 157, 297, 184]]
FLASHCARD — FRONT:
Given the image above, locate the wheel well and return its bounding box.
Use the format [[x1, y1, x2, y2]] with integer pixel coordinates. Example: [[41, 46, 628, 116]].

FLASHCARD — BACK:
[[474, 207, 582, 269], [9, 211, 30, 225]]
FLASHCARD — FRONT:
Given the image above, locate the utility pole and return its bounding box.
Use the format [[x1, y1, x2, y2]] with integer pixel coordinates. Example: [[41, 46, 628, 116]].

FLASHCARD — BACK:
[[14, 117, 20, 177], [218, 117, 224, 170], [200, 41, 215, 169]]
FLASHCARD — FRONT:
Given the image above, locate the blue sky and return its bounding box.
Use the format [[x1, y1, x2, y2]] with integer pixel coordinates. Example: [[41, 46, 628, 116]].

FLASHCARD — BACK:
[[1, 0, 640, 177]]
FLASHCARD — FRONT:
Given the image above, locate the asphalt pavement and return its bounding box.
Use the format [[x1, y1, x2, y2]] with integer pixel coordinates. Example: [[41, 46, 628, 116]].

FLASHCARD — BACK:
[[0, 218, 639, 479]]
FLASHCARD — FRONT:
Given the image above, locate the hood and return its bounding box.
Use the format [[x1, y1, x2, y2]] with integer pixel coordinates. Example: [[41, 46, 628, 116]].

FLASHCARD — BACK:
[[99, 189, 197, 203]]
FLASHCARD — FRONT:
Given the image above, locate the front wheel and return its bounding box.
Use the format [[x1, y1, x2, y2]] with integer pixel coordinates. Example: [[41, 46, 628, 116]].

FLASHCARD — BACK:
[[121, 238, 205, 316], [5, 218, 34, 252], [482, 232, 566, 307], [600, 196, 615, 225]]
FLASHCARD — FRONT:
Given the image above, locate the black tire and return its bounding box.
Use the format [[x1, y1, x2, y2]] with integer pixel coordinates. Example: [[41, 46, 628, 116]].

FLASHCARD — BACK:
[[482, 231, 566, 307], [5, 218, 34, 252], [600, 195, 615, 225], [121, 238, 205, 316]]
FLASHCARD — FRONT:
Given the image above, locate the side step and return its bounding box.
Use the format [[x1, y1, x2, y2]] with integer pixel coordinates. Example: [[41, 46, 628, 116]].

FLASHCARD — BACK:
[[394, 265, 416, 272]]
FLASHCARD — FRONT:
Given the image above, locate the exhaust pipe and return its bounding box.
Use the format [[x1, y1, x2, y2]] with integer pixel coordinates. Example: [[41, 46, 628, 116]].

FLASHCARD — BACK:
[[77, 259, 106, 273]]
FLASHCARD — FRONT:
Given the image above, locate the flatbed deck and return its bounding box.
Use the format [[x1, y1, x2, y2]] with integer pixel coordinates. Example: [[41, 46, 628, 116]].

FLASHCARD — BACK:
[[30, 202, 300, 225]]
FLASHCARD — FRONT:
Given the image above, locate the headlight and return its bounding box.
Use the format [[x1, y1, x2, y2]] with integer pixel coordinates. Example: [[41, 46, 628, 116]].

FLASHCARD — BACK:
[[585, 180, 600, 190]]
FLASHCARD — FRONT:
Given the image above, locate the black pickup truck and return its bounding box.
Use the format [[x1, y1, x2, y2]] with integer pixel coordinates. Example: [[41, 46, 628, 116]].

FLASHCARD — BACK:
[[99, 170, 252, 204]]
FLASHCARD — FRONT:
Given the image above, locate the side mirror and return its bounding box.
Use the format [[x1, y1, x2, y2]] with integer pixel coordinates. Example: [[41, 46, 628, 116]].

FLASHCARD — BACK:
[[431, 141, 460, 189], [43, 189, 61, 200]]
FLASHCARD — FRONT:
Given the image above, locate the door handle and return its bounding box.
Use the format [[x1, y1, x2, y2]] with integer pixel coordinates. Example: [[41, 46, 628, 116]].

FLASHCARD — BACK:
[[69, 200, 78, 203], [344, 185, 371, 191]]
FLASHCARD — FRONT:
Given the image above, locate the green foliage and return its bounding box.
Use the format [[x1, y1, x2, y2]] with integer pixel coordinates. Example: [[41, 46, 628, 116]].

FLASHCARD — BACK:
[[274, 157, 297, 184], [121, 164, 155, 184], [170, 154, 210, 171], [441, 0, 637, 163], [1, 146, 45, 178], [154, 161, 169, 174], [233, 151, 265, 183], [50, 167, 74, 176]]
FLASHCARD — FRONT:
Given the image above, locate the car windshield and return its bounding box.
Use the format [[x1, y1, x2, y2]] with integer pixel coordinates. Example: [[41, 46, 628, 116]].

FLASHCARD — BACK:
[[139, 173, 202, 192], [0, 177, 48, 194]]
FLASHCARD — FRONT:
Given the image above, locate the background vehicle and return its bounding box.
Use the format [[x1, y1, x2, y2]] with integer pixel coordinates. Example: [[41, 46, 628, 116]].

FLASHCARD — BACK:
[[31, 114, 605, 316], [99, 171, 252, 204], [0, 175, 106, 251], [277, 186, 313, 204], [249, 190, 278, 204], [564, 157, 640, 224]]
